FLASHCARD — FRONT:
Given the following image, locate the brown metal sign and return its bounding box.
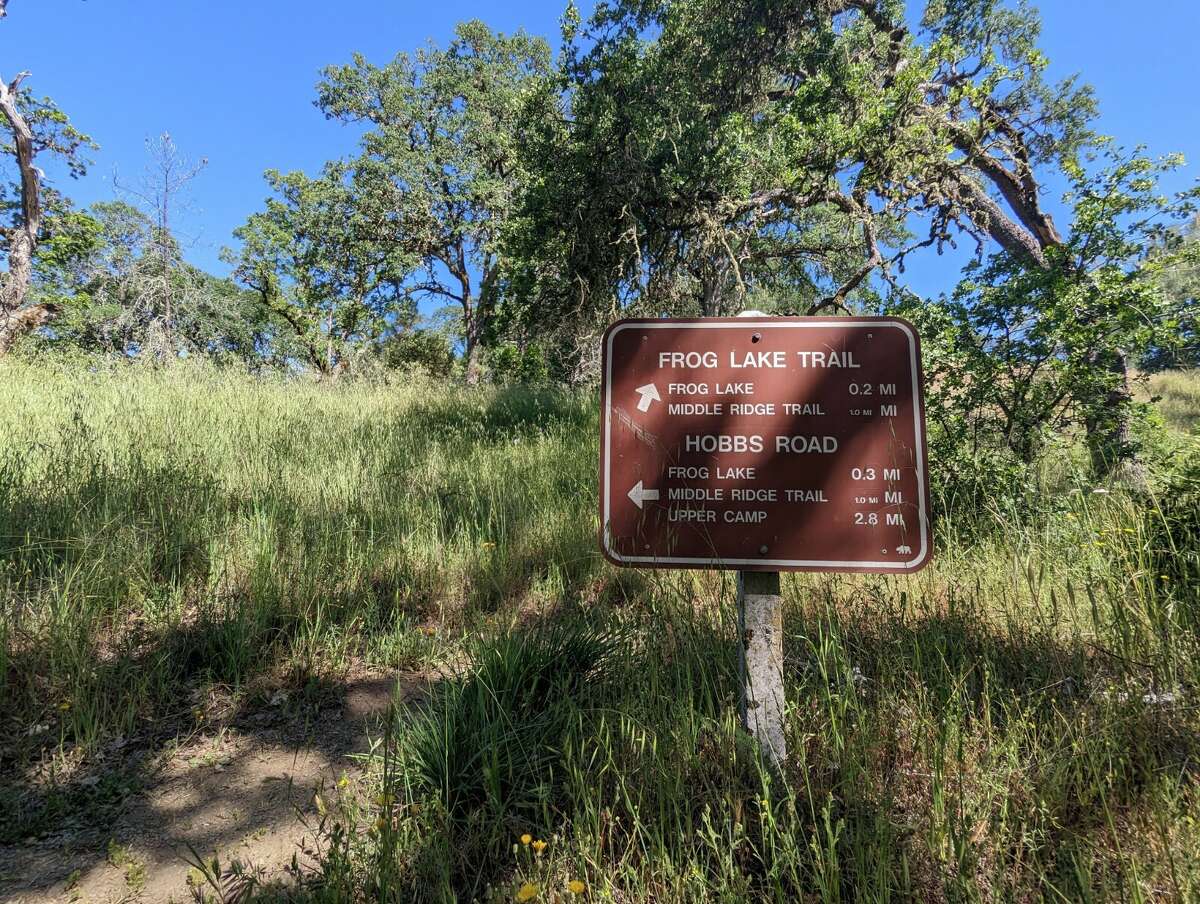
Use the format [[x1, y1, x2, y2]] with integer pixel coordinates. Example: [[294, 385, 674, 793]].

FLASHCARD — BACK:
[[598, 316, 931, 572]]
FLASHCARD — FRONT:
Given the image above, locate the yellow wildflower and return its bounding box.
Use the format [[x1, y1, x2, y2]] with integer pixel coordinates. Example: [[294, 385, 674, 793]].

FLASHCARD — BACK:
[[337, 773, 350, 789], [532, 839, 547, 854], [568, 879, 586, 894], [57, 701, 71, 711], [516, 882, 539, 901]]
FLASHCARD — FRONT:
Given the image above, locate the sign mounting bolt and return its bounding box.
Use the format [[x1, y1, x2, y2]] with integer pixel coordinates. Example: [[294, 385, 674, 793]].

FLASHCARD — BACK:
[[759, 545, 769, 554]]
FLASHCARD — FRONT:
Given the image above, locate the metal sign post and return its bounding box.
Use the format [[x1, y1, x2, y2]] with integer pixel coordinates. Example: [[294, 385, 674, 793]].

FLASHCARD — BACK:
[[598, 315, 930, 772]]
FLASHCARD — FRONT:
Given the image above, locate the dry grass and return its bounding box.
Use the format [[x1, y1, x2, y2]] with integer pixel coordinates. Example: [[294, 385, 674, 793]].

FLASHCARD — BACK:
[[1148, 369, 1200, 433]]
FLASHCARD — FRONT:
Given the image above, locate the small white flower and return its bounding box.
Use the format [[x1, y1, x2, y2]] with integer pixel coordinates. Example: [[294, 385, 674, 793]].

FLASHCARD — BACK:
[[1143, 691, 1180, 706]]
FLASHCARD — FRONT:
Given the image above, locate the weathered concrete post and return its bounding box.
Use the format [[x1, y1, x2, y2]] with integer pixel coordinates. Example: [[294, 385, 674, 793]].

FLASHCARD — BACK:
[[737, 569, 787, 774]]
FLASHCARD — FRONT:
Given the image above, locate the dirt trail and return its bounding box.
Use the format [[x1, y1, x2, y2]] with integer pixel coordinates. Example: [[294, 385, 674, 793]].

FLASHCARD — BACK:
[[0, 674, 425, 904]]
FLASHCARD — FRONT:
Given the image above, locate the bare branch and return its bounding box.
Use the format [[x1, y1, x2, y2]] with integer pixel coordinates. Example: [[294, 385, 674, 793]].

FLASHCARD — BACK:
[[0, 303, 58, 354]]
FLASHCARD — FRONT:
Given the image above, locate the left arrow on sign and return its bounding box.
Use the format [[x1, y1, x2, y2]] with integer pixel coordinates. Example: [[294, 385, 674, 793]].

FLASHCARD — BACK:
[[627, 480, 660, 509], [634, 383, 661, 412]]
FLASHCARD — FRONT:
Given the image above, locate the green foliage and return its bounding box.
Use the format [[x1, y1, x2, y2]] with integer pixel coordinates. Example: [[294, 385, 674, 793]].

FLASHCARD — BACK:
[[397, 619, 622, 889], [1147, 215, 1200, 369], [514, 0, 1196, 479], [27, 201, 104, 303], [893, 147, 1199, 470], [487, 343, 549, 385], [229, 164, 413, 374], [378, 329, 456, 378], [24, 200, 279, 363], [511, 0, 897, 334], [315, 20, 560, 381], [1144, 439, 1200, 593], [0, 87, 96, 205], [3, 89, 94, 170]]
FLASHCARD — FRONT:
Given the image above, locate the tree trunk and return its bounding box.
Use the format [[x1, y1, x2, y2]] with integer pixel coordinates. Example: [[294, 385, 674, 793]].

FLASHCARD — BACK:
[[0, 301, 58, 354], [701, 274, 721, 317], [462, 277, 489, 386], [0, 71, 52, 355], [0, 229, 37, 350], [1085, 349, 1147, 490], [464, 320, 483, 386]]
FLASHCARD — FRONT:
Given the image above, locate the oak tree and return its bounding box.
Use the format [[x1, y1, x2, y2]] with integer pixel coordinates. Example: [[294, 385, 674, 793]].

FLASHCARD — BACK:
[[230, 165, 412, 376], [542, 0, 1198, 476], [316, 20, 559, 383]]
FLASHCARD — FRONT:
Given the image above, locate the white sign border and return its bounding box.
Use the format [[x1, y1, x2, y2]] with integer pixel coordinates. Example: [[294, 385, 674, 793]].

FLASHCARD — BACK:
[[601, 318, 930, 571]]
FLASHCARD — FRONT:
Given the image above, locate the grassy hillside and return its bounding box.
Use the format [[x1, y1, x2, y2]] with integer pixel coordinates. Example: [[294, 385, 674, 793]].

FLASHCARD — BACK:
[[1150, 369, 1200, 434], [2, 361, 1199, 901]]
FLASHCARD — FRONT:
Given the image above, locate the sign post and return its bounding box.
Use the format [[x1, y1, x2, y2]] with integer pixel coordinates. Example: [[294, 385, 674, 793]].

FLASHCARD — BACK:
[[598, 315, 930, 773], [733, 310, 786, 776], [737, 569, 786, 772]]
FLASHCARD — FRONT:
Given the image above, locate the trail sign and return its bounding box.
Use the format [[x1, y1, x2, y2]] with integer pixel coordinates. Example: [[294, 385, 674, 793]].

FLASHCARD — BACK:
[[599, 316, 931, 573]]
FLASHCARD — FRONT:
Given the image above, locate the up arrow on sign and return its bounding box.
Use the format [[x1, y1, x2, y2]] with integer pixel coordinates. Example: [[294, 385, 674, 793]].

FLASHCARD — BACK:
[[627, 480, 659, 509], [634, 383, 661, 412]]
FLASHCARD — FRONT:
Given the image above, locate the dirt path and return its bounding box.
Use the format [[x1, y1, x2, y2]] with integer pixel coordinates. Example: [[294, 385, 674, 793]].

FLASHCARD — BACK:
[[0, 674, 426, 904]]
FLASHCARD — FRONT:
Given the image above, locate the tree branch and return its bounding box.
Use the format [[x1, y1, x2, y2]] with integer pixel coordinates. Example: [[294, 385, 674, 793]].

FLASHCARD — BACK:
[[0, 70, 40, 249], [0, 66, 51, 347], [809, 189, 882, 313], [945, 115, 1063, 258]]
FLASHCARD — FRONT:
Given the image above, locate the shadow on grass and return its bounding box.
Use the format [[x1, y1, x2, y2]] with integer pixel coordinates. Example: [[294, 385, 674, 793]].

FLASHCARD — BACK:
[[0, 656, 434, 901], [8, 583, 1190, 902], [320, 593, 1200, 902], [782, 597, 1200, 898], [0, 383, 602, 734], [0, 388, 608, 899]]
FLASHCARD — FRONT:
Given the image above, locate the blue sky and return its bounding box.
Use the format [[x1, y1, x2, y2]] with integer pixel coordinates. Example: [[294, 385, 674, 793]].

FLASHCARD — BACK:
[[3, 0, 1198, 301]]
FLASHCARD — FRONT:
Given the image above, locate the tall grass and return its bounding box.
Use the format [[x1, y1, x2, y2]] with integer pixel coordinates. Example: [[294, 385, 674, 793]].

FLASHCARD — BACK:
[[1149, 369, 1200, 434], [0, 360, 595, 837], [2, 359, 1200, 900]]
